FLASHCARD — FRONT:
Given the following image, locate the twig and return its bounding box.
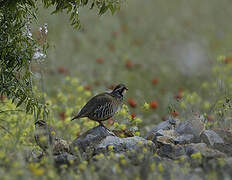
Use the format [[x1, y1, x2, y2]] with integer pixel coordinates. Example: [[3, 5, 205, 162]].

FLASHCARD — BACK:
[[0, 124, 12, 135], [0, 109, 23, 113], [29, 63, 37, 124]]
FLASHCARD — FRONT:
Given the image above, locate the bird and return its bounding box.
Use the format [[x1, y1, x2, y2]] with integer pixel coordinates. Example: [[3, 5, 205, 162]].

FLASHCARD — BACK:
[[34, 120, 70, 154], [71, 83, 128, 126], [34, 120, 55, 152]]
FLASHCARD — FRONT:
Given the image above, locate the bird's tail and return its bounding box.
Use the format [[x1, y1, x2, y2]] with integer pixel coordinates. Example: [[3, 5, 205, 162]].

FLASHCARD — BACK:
[[71, 113, 81, 121]]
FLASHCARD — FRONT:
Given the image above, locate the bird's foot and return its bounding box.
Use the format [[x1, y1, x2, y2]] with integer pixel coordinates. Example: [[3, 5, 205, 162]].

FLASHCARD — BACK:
[[98, 122, 115, 136]]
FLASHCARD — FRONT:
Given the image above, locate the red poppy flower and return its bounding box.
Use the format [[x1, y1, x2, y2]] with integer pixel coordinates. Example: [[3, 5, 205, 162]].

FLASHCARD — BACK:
[[128, 98, 136, 108], [59, 112, 66, 120], [149, 100, 158, 109], [126, 60, 133, 69], [108, 44, 115, 51], [171, 110, 179, 117], [84, 85, 92, 91], [112, 32, 118, 38], [131, 113, 136, 119], [179, 86, 184, 93], [96, 57, 104, 64], [174, 92, 183, 100], [225, 57, 232, 64], [57, 66, 68, 74], [152, 77, 159, 85], [207, 116, 214, 121], [121, 25, 127, 33]]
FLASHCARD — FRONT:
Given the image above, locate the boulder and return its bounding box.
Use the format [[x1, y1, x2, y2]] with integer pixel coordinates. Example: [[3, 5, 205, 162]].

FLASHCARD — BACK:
[[71, 125, 156, 159], [155, 129, 178, 144], [52, 138, 71, 155], [200, 130, 224, 147], [95, 136, 156, 154], [212, 128, 232, 156], [176, 118, 204, 141], [157, 143, 185, 159], [174, 134, 194, 145], [53, 152, 78, 166], [70, 125, 114, 158], [145, 119, 178, 140], [185, 143, 226, 158], [153, 129, 194, 145], [25, 149, 43, 162]]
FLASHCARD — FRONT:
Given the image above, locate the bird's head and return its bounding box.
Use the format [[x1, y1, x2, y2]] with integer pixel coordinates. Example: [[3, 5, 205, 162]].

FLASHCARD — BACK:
[[35, 120, 47, 127], [111, 84, 128, 98]]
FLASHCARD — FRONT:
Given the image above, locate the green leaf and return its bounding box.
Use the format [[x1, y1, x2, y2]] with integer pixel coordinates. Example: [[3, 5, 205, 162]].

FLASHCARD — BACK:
[[82, 0, 88, 6], [26, 100, 31, 113], [99, 2, 108, 15], [109, 4, 116, 15], [90, 2, 94, 9], [16, 95, 26, 107]]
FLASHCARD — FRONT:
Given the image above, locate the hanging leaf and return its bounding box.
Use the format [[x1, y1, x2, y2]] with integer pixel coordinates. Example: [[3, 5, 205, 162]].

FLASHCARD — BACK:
[[16, 95, 27, 107], [99, 2, 108, 15], [90, 2, 94, 9]]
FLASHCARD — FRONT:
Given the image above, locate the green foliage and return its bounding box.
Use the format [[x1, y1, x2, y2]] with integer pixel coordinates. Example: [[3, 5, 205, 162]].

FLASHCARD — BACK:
[[0, 0, 121, 116], [41, 0, 121, 28], [0, 2, 39, 114]]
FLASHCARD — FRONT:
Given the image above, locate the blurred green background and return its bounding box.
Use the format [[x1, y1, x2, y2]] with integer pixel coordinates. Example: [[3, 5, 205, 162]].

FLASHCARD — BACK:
[[33, 0, 232, 130]]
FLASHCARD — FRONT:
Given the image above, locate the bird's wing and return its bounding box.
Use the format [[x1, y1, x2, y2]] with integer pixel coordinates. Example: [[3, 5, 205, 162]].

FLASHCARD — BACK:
[[73, 93, 114, 119]]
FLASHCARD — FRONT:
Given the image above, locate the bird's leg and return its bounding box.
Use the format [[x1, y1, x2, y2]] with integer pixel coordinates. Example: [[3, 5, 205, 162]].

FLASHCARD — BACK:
[[98, 121, 104, 127], [98, 121, 115, 136]]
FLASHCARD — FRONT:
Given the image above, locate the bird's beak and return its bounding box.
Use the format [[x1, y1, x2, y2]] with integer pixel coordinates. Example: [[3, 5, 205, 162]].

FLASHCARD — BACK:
[[122, 87, 128, 94]]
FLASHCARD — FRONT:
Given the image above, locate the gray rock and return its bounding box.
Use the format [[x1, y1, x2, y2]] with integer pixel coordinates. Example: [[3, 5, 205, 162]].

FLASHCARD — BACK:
[[200, 130, 224, 147], [70, 125, 114, 158], [213, 128, 232, 144], [25, 149, 43, 162], [158, 144, 185, 159], [212, 129, 232, 156], [185, 143, 226, 158], [52, 138, 71, 155], [156, 129, 178, 138], [154, 129, 178, 145], [154, 129, 194, 145], [95, 136, 156, 154], [71, 125, 156, 159], [174, 134, 194, 145], [176, 118, 204, 141], [53, 152, 78, 166], [145, 119, 178, 140]]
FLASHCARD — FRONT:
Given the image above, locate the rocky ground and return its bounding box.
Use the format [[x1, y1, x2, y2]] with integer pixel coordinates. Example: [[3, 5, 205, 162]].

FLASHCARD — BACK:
[[29, 117, 232, 179]]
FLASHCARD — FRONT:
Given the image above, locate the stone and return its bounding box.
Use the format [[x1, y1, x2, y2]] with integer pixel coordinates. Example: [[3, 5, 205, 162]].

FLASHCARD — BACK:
[[200, 130, 224, 147], [95, 136, 156, 154], [176, 117, 204, 141], [112, 129, 134, 137], [185, 143, 226, 158], [174, 134, 194, 145], [145, 119, 178, 140], [154, 129, 178, 144], [53, 152, 78, 166], [70, 125, 156, 159], [70, 125, 114, 158], [52, 138, 71, 155], [25, 149, 43, 162], [212, 128, 232, 156], [157, 143, 185, 159], [213, 128, 232, 144]]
